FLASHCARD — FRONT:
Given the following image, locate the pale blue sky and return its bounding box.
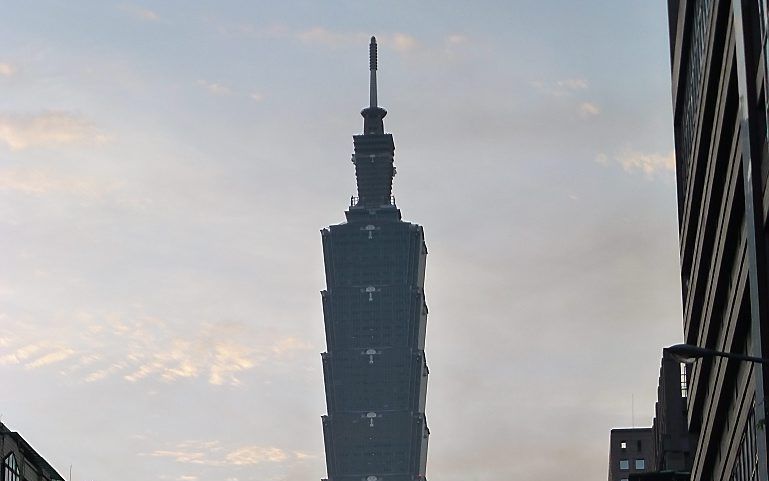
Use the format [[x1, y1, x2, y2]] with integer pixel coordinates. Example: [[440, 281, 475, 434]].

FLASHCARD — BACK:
[[1, 2, 680, 481]]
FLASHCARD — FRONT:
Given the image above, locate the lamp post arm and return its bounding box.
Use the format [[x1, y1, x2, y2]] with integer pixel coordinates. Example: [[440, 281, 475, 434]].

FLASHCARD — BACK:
[[666, 343, 769, 364], [709, 349, 769, 364]]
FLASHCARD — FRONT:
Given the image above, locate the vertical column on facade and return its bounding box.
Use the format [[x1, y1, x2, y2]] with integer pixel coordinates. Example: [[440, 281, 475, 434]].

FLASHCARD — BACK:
[[732, 1, 769, 480]]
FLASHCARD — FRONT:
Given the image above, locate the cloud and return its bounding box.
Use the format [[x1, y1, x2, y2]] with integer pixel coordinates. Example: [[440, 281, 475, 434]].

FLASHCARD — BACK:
[[532, 78, 589, 97], [146, 441, 288, 467], [119, 5, 159, 21], [0, 314, 312, 386], [150, 450, 211, 465], [225, 446, 288, 465], [26, 348, 76, 368], [0, 63, 17, 77], [197, 80, 231, 96], [446, 34, 468, 46], [293, 451, 319, 460], [0, 111, 107, 150], [294, 28, 418, 53], [120, 324, 257, 386], [596, 149, 676, 179], [578, 102, 600, 118], [249, 92, 264, 102], [391, 33, 418, 52], [558, 78, 588, 90], [229, 24, 422, 55], [296, 27, 367, 47], [0, 168, 115, 196], [271, 337, 312, 356], [0, 342, 45, 365]]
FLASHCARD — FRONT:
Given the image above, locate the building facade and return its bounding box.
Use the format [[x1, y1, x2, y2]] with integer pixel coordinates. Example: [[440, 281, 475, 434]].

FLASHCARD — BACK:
[[651, 355, 693, 474], [608, 352, 693, 481], [609, 428, 656, 481], [319, 37, 430, 481], [668, 0, 769, 480], [0, 422, 65, 481]]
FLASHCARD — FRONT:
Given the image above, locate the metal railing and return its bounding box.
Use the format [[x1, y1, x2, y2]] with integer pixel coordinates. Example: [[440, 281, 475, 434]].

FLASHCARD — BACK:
[[350, 195, 396, 207]]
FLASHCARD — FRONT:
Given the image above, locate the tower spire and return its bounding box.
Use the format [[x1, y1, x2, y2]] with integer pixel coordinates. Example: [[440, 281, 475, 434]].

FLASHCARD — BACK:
[[369, 36, 378, 108], [351, 36, 396, 212], [361, 36, 386, 135]]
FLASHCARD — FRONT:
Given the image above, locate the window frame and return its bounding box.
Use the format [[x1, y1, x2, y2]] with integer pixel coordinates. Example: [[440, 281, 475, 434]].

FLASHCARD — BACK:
[[3, 453, 20, 481]]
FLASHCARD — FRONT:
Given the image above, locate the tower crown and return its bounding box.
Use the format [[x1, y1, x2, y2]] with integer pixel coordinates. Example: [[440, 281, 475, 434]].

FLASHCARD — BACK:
[[351, 36, 396, 213]]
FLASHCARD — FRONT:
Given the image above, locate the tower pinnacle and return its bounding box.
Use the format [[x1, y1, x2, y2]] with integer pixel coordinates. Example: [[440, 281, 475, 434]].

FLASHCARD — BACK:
[[369, 36, 378, 108], [351, 36, 396, 211], [361, 36, 387, 135]]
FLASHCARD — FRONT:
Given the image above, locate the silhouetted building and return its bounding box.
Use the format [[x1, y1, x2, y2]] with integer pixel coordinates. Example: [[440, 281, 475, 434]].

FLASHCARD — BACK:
[[668, 0, 769, 480], [651, 355, 693, 473], [319, 37, 430, 481], [609, 428, 655, 481], [0, 422, 65, 481], [608, 352, 694, 481]]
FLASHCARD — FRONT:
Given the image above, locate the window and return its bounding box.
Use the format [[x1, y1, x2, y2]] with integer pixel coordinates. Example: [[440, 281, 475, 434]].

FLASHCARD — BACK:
[[635, 459, 645, 470], [3, 453, 19, 481], [620, 441, 627, 450], [637, 440, 642, 451], [619, 460, 629, 470]]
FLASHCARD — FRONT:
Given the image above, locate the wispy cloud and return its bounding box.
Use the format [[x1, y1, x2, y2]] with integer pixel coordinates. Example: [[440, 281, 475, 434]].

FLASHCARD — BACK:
[[446, 34, 468, 46], [217, 23, 424, 55], [532, 78, 589, 97], [0, 111, 108, 150], [26, 348, 76, 368], [0, 63, 17, 78], [0, 341, 46, 365], [578, 102, 600, 118], [295, 29, 419, 53], [225, 446, 288, 465], [0, 315, 312, 386], [271, 337, 312, 356], [296, 27, 368, 47], [119, 4, 159, 22], [146, 441, 289, 467], [0, 168, 115, 196], [596, 149, 676, 179], [391, 33, 418, 52], [197, 80, 232, 96]]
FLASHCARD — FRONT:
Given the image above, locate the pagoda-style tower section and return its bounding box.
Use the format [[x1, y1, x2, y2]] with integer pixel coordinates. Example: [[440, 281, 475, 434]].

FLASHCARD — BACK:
[[319, 37, 430, 481]]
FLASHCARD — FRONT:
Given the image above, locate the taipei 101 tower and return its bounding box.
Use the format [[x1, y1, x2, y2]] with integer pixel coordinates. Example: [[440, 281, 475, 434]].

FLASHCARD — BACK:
[[319, 37, 430, 481]]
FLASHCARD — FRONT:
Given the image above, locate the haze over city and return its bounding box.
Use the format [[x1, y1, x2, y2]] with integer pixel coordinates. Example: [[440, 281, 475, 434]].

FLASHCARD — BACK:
[[1, 2, 680, 480]]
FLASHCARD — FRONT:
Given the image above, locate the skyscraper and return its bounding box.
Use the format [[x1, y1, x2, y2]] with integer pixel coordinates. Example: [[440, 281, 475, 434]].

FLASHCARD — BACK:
[[318, 37, 430, 481], [667, 1, 769, 480]]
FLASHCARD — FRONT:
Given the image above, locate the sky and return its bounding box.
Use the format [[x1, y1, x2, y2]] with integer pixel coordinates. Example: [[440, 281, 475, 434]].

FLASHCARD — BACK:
[[0, 2, 682, 480]]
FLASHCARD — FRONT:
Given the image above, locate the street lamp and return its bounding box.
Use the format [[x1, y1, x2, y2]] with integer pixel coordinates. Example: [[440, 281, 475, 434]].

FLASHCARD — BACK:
[[665, 343, 769, 365]]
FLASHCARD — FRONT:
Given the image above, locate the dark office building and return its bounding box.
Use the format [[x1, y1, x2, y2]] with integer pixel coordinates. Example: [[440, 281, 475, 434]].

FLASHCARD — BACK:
[[668, 0, 769, 480], [0, 422, 65, 481], [319, 37, 430, 481], [608, 353, 693, 481], [609, 428, 655, 481], [651, 355, 692, 473]]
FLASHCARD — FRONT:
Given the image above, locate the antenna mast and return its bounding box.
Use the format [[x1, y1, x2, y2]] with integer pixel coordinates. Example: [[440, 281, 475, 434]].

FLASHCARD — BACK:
[[369, 36, 378, 108]]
